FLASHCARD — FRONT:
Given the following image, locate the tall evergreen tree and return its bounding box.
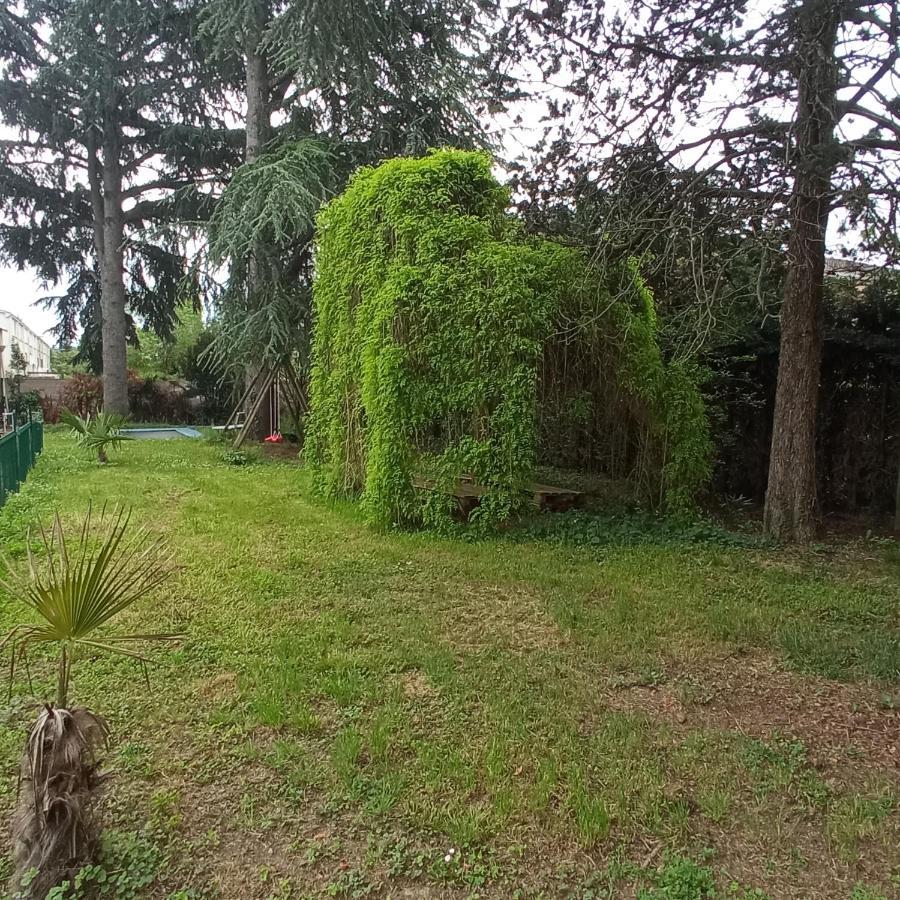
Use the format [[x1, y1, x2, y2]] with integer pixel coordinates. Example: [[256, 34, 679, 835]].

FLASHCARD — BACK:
[[200, 0, 500, 433], [0, 0, 239, 413]]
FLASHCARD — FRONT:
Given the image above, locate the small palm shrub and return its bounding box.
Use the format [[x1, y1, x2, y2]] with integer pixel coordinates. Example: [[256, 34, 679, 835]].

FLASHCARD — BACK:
[[0, 505, 178, 898], [61, 411, 133, 463]]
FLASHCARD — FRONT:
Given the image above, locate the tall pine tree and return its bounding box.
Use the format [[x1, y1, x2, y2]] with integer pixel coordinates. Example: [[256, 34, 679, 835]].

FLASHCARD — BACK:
[[0, 0, 239, 412], [199, 0, 501, 434]]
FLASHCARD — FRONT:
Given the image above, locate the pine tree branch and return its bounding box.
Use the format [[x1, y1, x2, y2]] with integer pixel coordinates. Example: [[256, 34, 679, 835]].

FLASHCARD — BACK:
[[841, 101, 900, 140]]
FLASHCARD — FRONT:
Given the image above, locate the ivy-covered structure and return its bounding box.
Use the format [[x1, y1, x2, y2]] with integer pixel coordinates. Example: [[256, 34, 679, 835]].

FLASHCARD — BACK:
[[307, 150, 710, 528]]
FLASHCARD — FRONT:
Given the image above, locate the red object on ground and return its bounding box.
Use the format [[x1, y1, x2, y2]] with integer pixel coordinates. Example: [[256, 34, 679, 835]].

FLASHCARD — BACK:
[[264, 432, 283, 443]]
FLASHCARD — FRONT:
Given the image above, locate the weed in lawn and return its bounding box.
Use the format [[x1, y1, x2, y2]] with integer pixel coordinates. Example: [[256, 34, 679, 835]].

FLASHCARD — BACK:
[[222, 447, 258, 467], [331, 726, 364, 787], [741, 735, 830, 806], [32, 830, 162, 900], [827, 789, 896, 860], [638, 855, 717, 899], [324, 867, 375, 898], [149, 789, 182, 833], [779, 619, 900, 681], [117, 741, 154, 778], [697, 787, 731, 822], [726, 887, 772, 899], [263, 877, 295, 900], [513, 508, 766, 551], [269, 739, 318, 790], [567, 769, 612, 845], [849, 885, 887, 900]]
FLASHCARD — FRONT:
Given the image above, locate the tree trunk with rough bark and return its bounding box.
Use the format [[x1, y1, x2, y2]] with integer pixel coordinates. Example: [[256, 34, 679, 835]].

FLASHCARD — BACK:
[[763, 0, 840, 543], [894, 451, 900, 533], [99, 120, 129, 415], [243, 28, 274, 439]]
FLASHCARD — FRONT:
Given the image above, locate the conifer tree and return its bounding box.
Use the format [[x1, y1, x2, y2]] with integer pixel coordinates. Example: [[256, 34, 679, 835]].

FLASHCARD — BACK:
[[200, 0, 501, 434], [0, 0, 239, 412]]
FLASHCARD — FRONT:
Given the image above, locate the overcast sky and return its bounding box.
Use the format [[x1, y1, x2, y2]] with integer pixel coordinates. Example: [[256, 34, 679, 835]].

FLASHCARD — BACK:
[[0, 268, 57, 339]]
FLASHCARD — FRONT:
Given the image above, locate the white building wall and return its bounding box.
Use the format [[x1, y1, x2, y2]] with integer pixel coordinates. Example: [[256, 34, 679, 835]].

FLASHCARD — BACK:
[[0, 311, 52, 376]]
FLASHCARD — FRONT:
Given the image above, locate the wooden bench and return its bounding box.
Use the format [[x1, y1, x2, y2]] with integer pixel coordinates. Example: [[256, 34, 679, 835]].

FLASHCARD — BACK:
[[414, 474, 581, 520]]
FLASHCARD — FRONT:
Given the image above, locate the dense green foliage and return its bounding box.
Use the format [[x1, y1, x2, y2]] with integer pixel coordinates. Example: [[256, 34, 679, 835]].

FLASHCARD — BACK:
[[307, 150, 711, 528], [200, 0, 496, 383], [125, 305, 238, 424], [126, 303, 205, 381]]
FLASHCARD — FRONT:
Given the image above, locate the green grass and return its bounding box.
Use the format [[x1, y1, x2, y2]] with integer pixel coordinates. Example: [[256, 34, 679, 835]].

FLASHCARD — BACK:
[[0, 432, 898, 898]]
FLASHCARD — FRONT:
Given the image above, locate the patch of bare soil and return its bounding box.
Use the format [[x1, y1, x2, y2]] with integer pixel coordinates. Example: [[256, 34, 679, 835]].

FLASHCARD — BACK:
[[400, 669, 435, 700], [605, 651, 899, 774], [194, 670, 239, 702], [142, 755, 494, 899], [258, 441, 302, 463]]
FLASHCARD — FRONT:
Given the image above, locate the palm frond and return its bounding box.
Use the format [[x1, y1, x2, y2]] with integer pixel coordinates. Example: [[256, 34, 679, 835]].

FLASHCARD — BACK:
[[60, 411, 133, 463], [1, 503, 180, 707]]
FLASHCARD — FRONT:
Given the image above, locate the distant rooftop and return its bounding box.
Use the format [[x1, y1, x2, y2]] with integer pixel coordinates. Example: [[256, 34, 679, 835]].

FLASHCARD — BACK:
[[824, 257, 879, 277], [0, 309, 52, 346]]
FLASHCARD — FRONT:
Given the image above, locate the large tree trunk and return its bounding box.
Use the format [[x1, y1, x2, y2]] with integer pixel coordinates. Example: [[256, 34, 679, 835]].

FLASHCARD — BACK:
[[245, 42, 268, 165], [894, 450, 900, 533], [242, 30, 274, 439], [99, 122, 129, 415], [763, 0, 840, 542]]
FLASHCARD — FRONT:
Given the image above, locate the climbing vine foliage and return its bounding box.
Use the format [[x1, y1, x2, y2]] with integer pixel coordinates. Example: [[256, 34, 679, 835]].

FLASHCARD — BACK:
[[307, 150, 711, 529]]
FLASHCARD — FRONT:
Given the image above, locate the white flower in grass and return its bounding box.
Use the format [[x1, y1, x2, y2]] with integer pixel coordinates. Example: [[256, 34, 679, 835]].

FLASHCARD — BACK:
[[444, 847, 457, 863]]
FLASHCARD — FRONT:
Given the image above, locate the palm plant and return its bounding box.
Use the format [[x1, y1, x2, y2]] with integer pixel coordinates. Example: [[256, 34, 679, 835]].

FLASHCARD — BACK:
[[60, 410, 133, 464], [0, 504, 179, 897]]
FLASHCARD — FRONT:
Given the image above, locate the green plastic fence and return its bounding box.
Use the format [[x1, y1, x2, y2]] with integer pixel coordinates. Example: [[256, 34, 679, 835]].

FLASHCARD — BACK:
[[0, 420, 43, 507]]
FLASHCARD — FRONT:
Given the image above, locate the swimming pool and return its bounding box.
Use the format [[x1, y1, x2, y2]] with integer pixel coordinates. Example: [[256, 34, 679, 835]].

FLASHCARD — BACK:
[[121, 427, 202, 440]]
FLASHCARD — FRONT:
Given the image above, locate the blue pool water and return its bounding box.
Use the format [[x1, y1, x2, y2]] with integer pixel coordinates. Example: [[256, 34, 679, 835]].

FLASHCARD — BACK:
[[121, 427, 202, 440]]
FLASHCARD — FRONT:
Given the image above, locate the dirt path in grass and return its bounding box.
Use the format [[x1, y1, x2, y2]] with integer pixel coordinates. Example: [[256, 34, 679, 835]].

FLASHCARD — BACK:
[[604, 652, 899, 777]]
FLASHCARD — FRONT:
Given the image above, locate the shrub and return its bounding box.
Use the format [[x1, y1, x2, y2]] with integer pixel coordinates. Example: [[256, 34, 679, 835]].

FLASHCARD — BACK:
[[127, 371, 197, 424], [61, 373, 103, 417], [9, 390, 42, 423], [181, 330, 240, 424], [38, 394, 61, 424]]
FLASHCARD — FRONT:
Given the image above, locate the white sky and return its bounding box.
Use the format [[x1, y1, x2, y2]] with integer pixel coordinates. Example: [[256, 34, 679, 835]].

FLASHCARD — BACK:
[[0, 268, 57, 340]]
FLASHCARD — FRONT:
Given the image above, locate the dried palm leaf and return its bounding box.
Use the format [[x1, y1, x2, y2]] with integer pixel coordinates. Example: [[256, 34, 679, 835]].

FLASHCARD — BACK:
[[9, 706, 109, 899]]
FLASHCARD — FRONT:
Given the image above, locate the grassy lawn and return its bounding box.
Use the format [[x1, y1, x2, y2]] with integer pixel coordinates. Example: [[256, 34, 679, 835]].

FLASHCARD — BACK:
[[0, 431, 898, 899]]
